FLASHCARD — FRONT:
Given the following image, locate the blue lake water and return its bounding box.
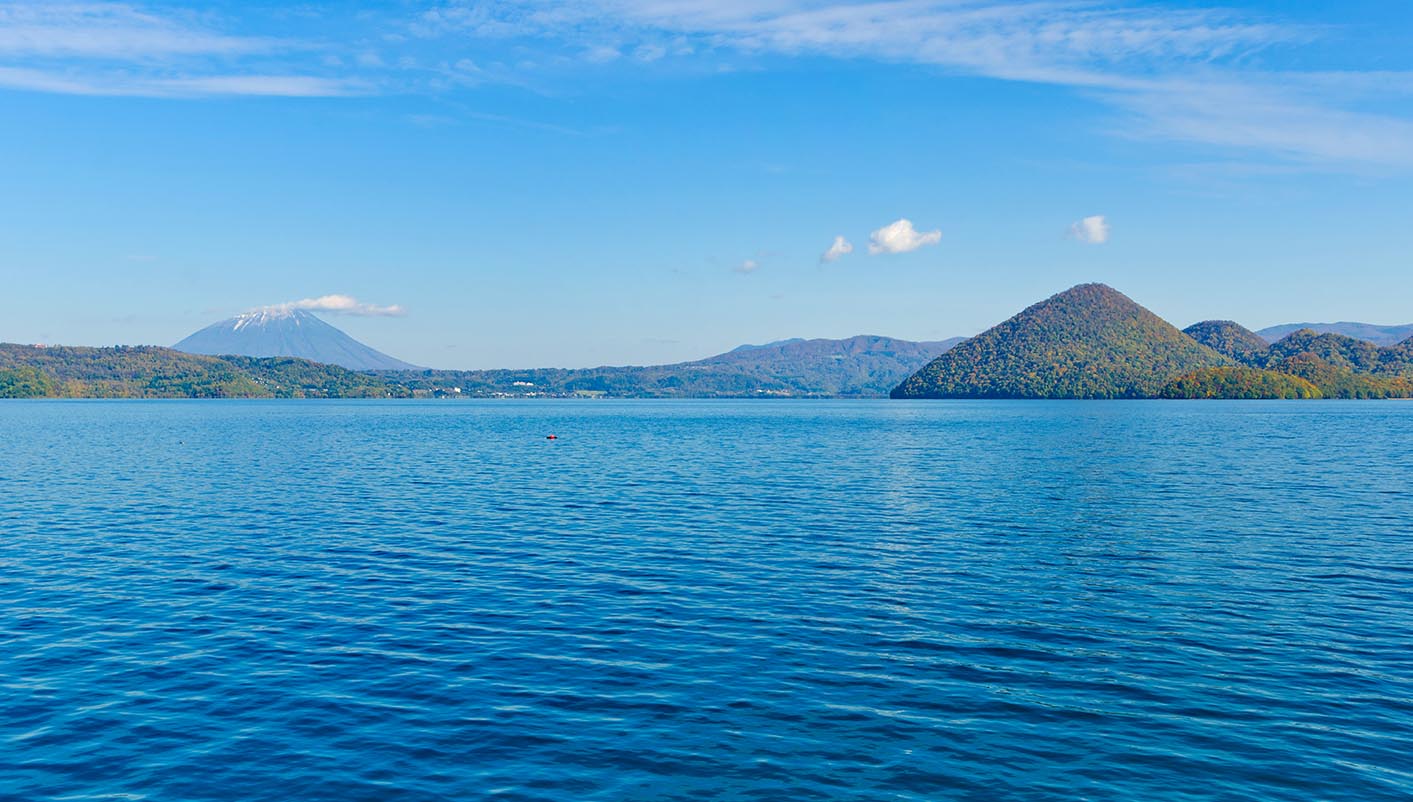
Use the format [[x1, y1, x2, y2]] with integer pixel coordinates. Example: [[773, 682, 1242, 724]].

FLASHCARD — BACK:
[[2, 400, 1412, 801]]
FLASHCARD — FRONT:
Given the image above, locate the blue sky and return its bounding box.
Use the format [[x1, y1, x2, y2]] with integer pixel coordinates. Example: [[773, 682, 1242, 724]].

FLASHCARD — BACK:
[[1, 1, 1411, 368]]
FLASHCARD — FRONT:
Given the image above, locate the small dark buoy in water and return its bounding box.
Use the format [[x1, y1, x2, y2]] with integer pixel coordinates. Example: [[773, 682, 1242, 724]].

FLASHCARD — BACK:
[[546, 434, 558, 440]]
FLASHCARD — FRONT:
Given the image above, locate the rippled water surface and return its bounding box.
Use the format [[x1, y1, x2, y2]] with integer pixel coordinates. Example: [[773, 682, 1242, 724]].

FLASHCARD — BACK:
[[3, 400, 1412, 801]]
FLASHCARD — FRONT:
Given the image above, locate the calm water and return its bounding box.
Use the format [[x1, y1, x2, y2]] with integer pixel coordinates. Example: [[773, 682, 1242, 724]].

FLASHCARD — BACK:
[[3, 400, 1412, 801]]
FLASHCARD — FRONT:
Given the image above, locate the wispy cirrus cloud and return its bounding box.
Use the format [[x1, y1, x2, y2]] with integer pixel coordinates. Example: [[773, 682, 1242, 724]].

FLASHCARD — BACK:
[[0, 3, 266, 58], [0, 2, 355, 97], [6, 2, 1412, 167], [0, 65, 357, 97], [1109, 74, 1413, 168], [414, 0, 1413, 169], [590, 0, 1290, 78], [416, 0, 1291, 83]]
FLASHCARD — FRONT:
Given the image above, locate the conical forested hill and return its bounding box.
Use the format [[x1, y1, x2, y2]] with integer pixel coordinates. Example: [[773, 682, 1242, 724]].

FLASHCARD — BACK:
[[1183, 320, 1270, 365], [891, 283, 1230, 399]]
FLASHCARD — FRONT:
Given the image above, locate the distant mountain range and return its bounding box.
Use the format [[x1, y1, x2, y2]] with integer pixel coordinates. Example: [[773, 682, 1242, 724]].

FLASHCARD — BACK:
[[175, 308, 419, 371], [384, 335, 964, 398], [1, 334, 961, 399], [7, 290, 1412, 400], [1256, 322, 1413, 347]]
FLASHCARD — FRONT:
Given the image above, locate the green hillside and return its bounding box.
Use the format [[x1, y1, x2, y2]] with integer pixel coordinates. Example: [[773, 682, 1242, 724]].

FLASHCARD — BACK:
[[1182, 320, 1271, 364], [1384, 337, 1413, 371], [1239, 330, 1413, 398], [891, 284, 1230, 399], [1159, 367, 1322, 399], [1263, 329, 1386, 373], [0, 345, 268, 398], [0, 344, 410, 399], [1262, 353, 1413, 399], [0, 366, 58, 399]]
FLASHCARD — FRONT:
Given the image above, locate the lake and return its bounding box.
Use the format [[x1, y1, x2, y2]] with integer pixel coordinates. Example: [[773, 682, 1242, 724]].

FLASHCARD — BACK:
[[3, 400, 1411, 800]]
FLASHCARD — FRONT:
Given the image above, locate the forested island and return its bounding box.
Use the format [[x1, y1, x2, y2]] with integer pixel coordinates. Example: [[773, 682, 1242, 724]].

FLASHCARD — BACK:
[[891, 284, 1413, 400]]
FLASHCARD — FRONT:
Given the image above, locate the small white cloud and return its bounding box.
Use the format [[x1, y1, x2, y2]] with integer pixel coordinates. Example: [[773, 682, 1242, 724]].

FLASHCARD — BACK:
[[821, 235, 853, 263], [868, 219, 941, 255], [267, 294, 406, 316], [735, 259, 760, 274], [1069, 215, 1110, 244]]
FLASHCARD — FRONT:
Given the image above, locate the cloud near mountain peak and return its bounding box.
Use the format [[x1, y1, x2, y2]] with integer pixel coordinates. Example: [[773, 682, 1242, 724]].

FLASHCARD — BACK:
[[1069, 215, 1110, 245], [264, 294, 407, 317]]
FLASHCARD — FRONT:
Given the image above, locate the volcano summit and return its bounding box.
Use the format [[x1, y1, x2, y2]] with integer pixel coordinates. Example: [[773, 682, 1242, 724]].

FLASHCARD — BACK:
[[175, 308, 418, 371]]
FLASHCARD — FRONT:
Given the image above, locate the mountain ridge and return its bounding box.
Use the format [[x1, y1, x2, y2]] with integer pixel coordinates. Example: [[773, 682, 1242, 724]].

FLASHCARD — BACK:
[[383, 334, 964, 398], [1256, 322, 1413, 347], [2, 333, 962, 399]]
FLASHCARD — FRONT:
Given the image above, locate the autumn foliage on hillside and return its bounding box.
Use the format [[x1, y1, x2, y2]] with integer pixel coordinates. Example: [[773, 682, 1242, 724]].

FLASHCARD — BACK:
[[893, 284, 1229, 399], [1160, 367, 1322, 399], [894, 288, 1413, 400], [1182, 320, 1272, 364]]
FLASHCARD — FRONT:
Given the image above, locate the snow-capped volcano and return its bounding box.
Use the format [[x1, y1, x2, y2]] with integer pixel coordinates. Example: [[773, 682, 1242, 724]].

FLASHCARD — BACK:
[[174, 308, 419, 371]]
